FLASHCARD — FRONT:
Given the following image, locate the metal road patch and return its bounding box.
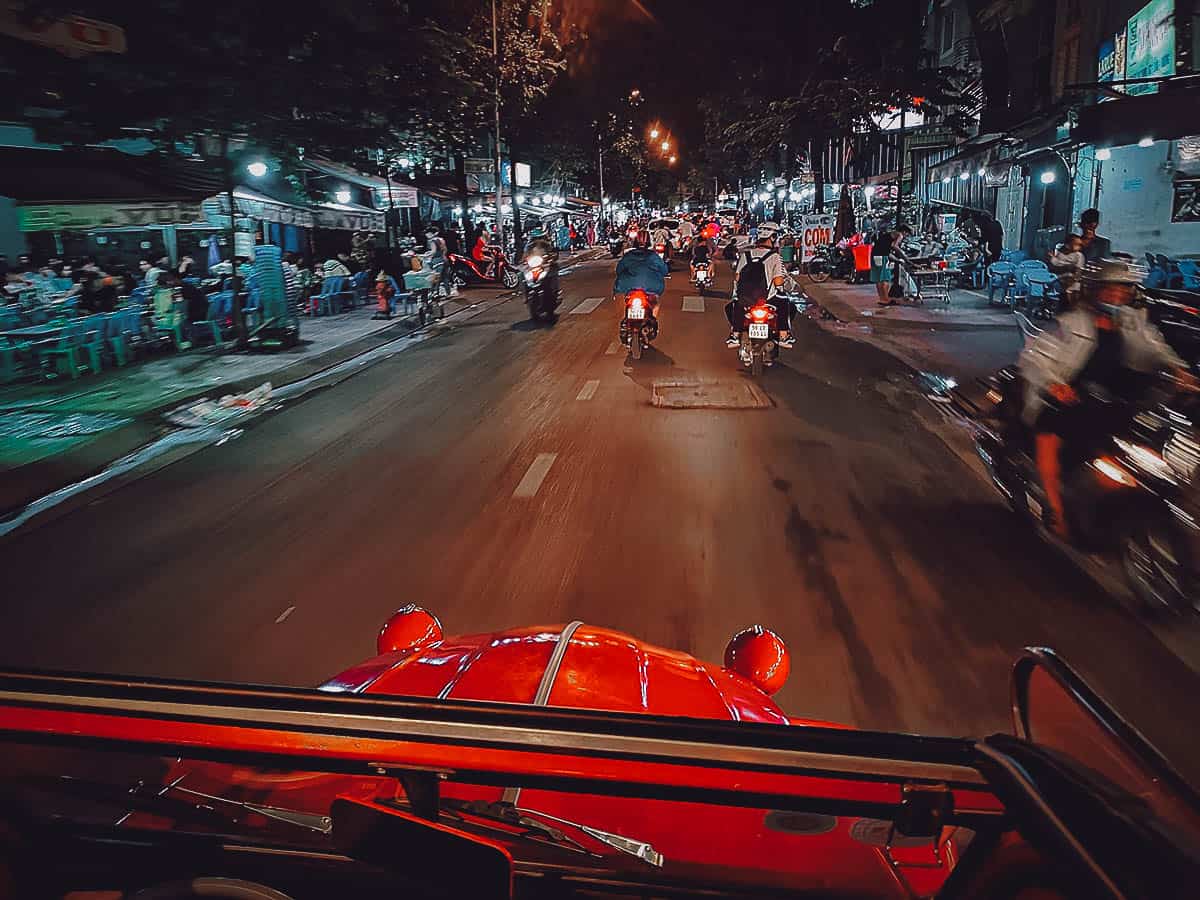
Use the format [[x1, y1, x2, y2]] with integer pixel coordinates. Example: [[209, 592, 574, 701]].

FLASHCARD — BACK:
[[681, 296, 705, 312], [650, 380, 772, 410]]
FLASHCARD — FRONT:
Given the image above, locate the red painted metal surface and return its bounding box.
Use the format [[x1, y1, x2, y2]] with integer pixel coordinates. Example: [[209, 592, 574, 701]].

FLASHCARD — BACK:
[[0, 615, 1005, 896]]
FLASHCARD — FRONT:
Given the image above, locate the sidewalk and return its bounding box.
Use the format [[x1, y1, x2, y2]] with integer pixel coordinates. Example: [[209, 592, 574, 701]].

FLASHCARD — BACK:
[[0, 290, 503, 516], [801, 276, 1016, 331]]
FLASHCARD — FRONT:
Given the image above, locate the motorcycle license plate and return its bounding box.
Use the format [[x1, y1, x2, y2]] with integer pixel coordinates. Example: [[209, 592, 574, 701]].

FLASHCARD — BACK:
[[748, 323, 770, 340], [627, 306, 645, 320]]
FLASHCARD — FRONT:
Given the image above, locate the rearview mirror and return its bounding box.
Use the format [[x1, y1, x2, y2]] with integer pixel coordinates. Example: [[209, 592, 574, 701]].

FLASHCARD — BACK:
[[1012, 648, 1200, 840]]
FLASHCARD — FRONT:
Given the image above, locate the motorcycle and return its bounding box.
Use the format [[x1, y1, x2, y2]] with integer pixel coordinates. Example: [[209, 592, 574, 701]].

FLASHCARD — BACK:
[[607, 234, 624, 258], [619, 289, 659, 361], [691, 261, 713, 295], [975, 367, 1200, 616], [738, 300, 779, 377], [522, 253, 558, 322], [446, 249, 522, 290]]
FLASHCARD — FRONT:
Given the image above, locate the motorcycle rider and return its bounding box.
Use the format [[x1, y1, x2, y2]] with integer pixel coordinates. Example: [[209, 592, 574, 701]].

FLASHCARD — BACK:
[[523, 226, 560, 306], [690, 232, 713, 280], [614, 229, 668, 319], [651, 223, 671, 260], [1019, 257, 1195, 539], [726, 227, 792, 348]]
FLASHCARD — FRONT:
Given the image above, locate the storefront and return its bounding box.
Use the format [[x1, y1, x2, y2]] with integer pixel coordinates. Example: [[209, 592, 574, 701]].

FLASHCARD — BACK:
[[311, 203, 385, 264], [200, 189, 316, 269], [1074, 85, 1200, 257]]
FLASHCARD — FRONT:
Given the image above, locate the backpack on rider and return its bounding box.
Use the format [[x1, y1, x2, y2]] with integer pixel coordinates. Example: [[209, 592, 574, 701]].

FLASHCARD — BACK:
[[736, 249, 776, 304]]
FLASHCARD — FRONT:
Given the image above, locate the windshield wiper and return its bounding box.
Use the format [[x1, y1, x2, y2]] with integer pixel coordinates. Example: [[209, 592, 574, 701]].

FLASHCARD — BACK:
[[517, 808, 664, 868]]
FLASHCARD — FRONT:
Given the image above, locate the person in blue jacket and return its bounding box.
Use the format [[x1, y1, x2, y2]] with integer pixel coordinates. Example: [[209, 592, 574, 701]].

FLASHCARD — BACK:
[[613, 228, 668, 319]]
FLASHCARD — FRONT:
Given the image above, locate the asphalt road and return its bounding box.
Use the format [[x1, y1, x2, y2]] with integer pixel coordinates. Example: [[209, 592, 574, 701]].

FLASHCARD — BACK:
[[4, 251, 1200, 781]]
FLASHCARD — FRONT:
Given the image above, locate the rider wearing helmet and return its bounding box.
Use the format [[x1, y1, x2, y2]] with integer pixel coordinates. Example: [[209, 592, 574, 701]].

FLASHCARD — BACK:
[[1020, 257, 1195, 538], [727, 225, 792, 348], [614, 228, 668, 316]]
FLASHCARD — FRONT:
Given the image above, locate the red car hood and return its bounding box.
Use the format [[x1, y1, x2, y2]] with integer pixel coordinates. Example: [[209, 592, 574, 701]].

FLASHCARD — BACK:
[[321, 621, 809, 726]]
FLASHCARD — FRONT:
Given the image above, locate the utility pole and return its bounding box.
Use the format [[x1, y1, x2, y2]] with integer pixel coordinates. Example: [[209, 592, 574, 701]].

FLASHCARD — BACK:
[[492, 0, 504, 248], [597, 132, 606, 231]]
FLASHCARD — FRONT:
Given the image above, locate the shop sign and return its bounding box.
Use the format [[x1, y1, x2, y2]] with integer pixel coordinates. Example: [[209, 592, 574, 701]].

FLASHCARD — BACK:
[[372, 185, 418, 209], [18, 200, 204, 232], [205, 194, 315, 228], [514, 162, 531, 188], [799, 214, 835, 264], [314, 208, 385, 232], [1172, 178, 1200, 222], [1125, 0, 1174, 96], [0, 5, 126, 57], [464, 157, 493, 175]]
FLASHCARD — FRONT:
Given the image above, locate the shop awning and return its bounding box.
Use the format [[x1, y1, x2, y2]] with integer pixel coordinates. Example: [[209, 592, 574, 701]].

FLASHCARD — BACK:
[[305, 158, 390, 190], [203, 189, 315, 228], [1073, 86, 1200, 149], [314, 202, 385, 232], [926, 135, 1007, 184]]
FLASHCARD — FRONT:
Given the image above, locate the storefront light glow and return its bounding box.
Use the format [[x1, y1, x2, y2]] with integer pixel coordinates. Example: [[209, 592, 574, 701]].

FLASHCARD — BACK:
[[977, 168, 985, 176], [397, 157, 412, 168], [334, 189, 352, 204], [959, 172, 970, 180], [1040, 171, 1056, 185], [473, 203, 484, 213], [1096, 147, 1113, 160], [1138, 136, 1154, 147], [777, 188, 787, 199], [542, 193, 553, 204], [516, 194, 527, 204], [246, 161, 268, 178], [532, 197, 542, 206], [863, 186, 875, 198], [941, 175, 951, 183]]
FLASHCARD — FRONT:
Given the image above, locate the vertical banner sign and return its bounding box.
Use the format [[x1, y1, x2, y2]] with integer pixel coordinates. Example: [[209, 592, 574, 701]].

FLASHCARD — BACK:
[[800, 214, 834, 264], [1125, 0, 1174, 96]]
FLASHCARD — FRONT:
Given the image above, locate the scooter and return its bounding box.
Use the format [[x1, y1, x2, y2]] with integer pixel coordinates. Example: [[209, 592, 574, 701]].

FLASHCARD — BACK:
[[522, 253, 558, 322], [737, 300, 779, 377], [619, 289, 659, 361], [447, 249, 522, 290], [607, 234, 624, 258], [975, 366, 1200, 616], [691, 261, 714, 295]]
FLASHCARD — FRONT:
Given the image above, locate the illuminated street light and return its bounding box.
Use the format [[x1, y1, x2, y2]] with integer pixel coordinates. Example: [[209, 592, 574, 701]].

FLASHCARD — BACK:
[[334, 189, 351, 204], [246, 161, 267, 178], [1096, 147, 1112, 160], [661, 140, 670, 152], [1040, 171, 1056, 184], [669, 155, 677, 165], [650, 128, 660, 139]]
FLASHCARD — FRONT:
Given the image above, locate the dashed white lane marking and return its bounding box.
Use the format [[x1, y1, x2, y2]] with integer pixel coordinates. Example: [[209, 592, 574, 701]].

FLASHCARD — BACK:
[[576, 380, 600, 401], [605, 340, 621, 355], [682, 296, 705, 312], [275, 606, 296, 624], [569, 296, 606, 315], [512, 453, 558, 498]]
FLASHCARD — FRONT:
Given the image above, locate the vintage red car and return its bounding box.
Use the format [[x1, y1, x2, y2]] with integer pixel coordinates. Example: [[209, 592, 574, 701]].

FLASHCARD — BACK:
[[0, 607, 1199, 899]]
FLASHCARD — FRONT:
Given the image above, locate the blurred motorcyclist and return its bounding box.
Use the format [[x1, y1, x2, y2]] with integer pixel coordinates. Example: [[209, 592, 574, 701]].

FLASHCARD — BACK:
[[1019, 257, 1195, 538], [523, 226, 560, 304], [614, 229, 668, 317], [727, 227, 791, 348]]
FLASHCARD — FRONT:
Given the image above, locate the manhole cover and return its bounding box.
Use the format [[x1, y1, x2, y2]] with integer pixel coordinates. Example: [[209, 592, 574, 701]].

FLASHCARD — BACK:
[[650, 379, 772, 409]]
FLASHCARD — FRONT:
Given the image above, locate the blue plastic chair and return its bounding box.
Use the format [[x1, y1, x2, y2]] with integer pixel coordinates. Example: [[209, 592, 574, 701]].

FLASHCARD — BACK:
[[1180, 260, 1200, 291], [987, 262, 1017, 305], [1000, 249, 1026, 263], [314, 276, 355, 315]]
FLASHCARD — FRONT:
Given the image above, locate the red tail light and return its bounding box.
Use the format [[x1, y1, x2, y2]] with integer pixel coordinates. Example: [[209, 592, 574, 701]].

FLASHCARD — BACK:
[[751, 307, 769, 320], [627, 290, 647, 309]]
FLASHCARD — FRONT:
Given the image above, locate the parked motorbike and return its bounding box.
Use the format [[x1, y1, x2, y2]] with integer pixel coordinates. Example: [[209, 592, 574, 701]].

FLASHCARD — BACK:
[[738, 300, 779, 377], [608, 234, 624, 258], [619, 289, 659, 361], [522, 253, 558, 322], [691, 261, 713, 295], [447, 249, 522, 290], [975, 366, 1200, 616]]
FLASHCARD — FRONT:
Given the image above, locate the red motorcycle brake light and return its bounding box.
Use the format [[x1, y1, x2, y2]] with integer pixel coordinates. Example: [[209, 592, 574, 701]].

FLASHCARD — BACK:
[[751, 307, 769, 320], [627, 290, 647, 309]]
